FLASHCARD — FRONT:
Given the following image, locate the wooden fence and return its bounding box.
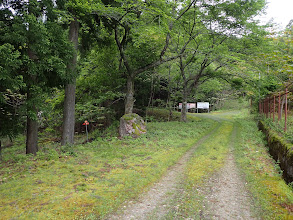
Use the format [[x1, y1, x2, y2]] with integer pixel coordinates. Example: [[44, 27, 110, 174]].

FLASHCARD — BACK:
[[259, 88, 290, 132]]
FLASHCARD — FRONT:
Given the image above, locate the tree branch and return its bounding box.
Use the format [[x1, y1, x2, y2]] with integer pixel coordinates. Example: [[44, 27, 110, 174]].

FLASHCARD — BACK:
[[114, 26, 133, 76]]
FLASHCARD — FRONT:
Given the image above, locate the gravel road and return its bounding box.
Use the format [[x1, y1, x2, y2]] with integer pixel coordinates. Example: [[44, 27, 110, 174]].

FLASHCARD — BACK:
[[106, 118, 258, 220]]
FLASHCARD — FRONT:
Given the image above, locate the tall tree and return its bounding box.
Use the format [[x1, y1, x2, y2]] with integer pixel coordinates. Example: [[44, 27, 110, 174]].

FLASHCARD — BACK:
[[170, 0, 266, 121], [60, 0, 102, 145], [99, 0, 197, 115], [61, 17, 80, 145], [0, 0, 72, 154]]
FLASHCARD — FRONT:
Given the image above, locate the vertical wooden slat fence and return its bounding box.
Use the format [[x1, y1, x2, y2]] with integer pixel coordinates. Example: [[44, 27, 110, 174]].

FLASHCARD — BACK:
[[259, 88, 290, 132]]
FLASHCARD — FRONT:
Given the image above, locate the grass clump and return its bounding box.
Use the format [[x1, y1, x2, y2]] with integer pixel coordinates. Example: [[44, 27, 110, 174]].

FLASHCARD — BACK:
[[0, 114, 216, 219]]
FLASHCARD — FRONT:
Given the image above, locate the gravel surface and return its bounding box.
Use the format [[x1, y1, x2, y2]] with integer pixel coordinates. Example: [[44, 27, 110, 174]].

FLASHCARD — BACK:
[[106, 128, 215, 220], [106, 124, 258, 220], [200, 150, 258, 219]]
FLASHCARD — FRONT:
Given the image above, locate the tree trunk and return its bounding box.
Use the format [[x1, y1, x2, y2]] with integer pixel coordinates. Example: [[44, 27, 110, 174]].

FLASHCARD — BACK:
[[26, 45, 38, 154], [280, 95, 286, 120], [61, 82, 76, 145], [125, 75, 135, 114], [181, 83, 188, 122], [61, 18, 79, 145], [148, 74, 154, 109], [0, 140, 2, 161], [26, 112, 38, 155], [26, 86, 38, 155], [166, 65, 172, 121]]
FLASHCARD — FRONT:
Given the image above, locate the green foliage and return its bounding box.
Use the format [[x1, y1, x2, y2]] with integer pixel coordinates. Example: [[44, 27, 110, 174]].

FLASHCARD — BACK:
[[0, 0, 73, 142], [0, 43, 25, 139], [146, 108, 180, 122]]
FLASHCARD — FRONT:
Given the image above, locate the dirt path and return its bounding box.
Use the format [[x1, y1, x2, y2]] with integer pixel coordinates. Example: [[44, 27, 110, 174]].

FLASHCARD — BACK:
[[106, 115, 257, 220], [106, 125, 219, 220], [199, 126, 258, 219], [199, 150, 257, 219]]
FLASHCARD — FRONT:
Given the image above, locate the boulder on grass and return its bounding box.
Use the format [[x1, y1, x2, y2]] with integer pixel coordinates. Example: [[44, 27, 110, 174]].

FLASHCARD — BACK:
[[119, 113, 147, 138]]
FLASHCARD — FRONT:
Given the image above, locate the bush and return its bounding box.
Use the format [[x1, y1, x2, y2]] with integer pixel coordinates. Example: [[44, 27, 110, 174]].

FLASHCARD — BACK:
[[146, 108, 180, 122]]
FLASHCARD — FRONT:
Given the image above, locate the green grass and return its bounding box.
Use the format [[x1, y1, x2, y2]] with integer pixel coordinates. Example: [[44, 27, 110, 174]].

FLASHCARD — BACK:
[[261, 114, 293, 144], [234, 114, 293, 219], [165, 120, 233, 219], [1, 109, 292, 219], [164, 110, 293, 219], [0, 115, 216, 219]]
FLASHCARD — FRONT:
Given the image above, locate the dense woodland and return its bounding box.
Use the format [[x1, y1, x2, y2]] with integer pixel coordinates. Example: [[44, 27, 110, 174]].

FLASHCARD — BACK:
[[1, 0, 293, 155]]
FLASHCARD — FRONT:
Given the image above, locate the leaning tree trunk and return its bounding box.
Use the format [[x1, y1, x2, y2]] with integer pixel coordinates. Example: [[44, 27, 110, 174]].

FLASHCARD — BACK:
[[125, 75, 135, 114], [61, 18, 79, 145]]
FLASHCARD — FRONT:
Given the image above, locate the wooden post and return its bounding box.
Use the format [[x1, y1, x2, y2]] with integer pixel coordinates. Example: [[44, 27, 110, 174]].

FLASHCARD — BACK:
[[278, 92, 281, 121], [273, 96, 275, 122], [285, 89, 288, 132], [266, 99, 269, 118], [269, 98, 272, 118]]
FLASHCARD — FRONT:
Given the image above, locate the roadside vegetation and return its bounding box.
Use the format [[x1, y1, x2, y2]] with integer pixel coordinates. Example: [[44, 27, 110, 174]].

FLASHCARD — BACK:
[[261, 115, 293, 144], [234, 113, 293, 219], [1, 109, 292, 219], [163, 110, 293, 219], [0, 112, 216, 219]]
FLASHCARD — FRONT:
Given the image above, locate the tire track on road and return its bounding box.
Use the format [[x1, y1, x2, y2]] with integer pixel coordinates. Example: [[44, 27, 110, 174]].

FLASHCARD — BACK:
[[106, 123, 220, 220]]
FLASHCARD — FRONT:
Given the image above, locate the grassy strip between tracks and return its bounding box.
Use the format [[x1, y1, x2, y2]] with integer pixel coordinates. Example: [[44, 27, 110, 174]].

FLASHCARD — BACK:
[[0, 115, 216, 219], [234, 114, 293, 219], [165, 110, 293, 219], [165, 120, 233, 219]]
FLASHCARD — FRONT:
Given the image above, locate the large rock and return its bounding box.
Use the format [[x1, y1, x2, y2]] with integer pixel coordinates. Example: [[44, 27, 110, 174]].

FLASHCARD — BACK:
[[119, 113, 147, 138]]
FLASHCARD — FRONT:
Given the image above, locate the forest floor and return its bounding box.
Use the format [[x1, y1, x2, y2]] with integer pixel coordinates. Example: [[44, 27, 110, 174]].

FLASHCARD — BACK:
[[106, 111, 291, 220]]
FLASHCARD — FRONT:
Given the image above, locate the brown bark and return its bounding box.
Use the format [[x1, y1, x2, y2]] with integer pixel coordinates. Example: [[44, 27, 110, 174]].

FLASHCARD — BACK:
[[26, 45, 39, 154], [26, 82, 38, 155], [26, 112, 38, 155], [61, 82, 76, 145], [125, 75, 135, 114], [181, 86, 188, 122], [61, 18, 79, 145], [0, 140, 2, 161]]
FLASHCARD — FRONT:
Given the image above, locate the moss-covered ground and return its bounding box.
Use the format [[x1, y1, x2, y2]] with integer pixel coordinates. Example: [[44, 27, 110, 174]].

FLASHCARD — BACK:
[[0, 110, 292, 219], [0, 114, 216, 219]]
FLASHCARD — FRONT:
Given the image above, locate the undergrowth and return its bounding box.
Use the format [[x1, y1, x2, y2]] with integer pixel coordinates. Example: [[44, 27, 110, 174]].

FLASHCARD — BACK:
[[0, 114, 216, 219], [261, 115, 293, 144]]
